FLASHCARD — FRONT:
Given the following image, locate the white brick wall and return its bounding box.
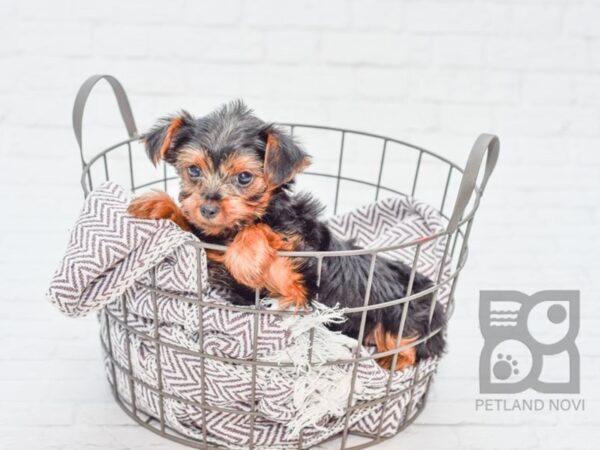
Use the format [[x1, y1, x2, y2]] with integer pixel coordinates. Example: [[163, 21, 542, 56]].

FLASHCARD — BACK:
[[0, 0, 598, 449]]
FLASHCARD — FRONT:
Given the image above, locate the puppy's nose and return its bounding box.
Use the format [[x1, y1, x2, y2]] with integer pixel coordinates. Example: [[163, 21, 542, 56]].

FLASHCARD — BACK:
[[200, 203, 220, 219]]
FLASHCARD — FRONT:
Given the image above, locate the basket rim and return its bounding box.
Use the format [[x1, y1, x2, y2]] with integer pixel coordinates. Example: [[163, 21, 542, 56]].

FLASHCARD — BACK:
[[79, 124, 482, 257]]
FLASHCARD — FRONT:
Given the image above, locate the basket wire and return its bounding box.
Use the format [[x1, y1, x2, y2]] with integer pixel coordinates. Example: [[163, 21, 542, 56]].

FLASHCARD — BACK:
[[73, 75, 498, 450]]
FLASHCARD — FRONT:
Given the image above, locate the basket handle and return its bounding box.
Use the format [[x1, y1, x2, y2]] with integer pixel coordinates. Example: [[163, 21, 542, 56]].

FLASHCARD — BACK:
[[72, 74, 138, 166], [446, 133, 499, 233]]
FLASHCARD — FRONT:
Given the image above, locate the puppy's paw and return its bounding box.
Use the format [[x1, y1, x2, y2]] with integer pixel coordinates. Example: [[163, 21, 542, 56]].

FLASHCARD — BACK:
[[265, 257, 308, 311], [224, 224, 277, 289], [372, 324, 417, 371], [128, 191, 191, 231]]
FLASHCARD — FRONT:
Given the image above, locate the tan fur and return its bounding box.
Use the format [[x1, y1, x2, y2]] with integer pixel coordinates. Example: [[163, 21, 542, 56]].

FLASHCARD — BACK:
[[223, 224, 277, 289], [176, 148, 213, 174], [155, 117, 185, 165], [220, 223, 308, 309], [221, 153, 263, 177], [372, 323, 417, 371], [174, 150, 273, 235], [264, 256, 308, 309], [128, 191, 191, 231]]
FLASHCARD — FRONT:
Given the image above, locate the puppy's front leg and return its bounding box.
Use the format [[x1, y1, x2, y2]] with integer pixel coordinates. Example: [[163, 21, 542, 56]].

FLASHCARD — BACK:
[[371, 324, 417, 371], [250, 225, 309, 309], [223, 224, 277, 289], [128, 191, 191, 231], [264, 257, 308, 310], [223, 224, 308, 309]]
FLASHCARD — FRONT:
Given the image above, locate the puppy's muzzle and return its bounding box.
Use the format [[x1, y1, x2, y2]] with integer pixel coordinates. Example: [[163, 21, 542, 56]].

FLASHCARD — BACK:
[[200, 203, 220, 219]]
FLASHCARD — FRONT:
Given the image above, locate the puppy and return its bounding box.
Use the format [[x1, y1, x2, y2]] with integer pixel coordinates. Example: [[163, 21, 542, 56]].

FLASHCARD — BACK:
[[128, 101, 446, 370]]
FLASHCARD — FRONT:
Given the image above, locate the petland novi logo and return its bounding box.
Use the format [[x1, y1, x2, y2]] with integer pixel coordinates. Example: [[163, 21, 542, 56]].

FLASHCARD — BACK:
[[475, 290, 583, 412]]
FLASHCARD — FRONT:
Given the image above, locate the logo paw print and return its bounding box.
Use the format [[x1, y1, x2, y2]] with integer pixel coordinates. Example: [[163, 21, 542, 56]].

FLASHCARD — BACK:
[[493, 353, 519, 380]]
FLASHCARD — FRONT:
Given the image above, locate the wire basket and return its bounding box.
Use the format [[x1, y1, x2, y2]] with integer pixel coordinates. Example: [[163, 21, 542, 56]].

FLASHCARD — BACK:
[[72, 75, 499, 449]]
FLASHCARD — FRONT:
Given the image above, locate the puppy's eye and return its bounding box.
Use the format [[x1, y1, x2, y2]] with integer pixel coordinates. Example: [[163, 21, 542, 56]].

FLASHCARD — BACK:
[[236, 171, 253, 186], [187, 166, 201, 178]]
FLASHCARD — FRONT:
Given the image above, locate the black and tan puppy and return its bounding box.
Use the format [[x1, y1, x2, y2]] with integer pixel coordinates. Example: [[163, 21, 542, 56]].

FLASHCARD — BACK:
[[128, 101, 446, 370]]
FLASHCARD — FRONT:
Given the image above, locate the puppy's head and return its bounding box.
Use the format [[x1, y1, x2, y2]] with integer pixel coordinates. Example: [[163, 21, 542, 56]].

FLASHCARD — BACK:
[[143, 101, 310, 236]]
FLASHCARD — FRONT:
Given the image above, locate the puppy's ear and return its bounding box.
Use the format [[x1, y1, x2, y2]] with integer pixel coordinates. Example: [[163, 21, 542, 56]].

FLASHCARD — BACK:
[[144, 111, 194, 166], [262, 126, 311, 187]]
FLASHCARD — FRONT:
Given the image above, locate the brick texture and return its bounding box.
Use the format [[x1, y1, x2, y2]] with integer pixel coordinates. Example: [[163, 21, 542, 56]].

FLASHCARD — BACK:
[[0, 0, 598, 449]]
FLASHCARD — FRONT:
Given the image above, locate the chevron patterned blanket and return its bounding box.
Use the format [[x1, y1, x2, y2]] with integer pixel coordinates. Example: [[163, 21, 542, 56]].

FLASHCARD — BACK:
[[47, 182, 449, 449]]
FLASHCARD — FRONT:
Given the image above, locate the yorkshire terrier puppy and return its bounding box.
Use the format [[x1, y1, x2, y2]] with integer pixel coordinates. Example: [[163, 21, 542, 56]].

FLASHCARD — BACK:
[[128, 101, 446, 370]]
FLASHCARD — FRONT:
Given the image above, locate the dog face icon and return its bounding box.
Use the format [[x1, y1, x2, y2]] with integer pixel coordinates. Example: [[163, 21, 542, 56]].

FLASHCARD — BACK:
[[479, 291, 579, 394]]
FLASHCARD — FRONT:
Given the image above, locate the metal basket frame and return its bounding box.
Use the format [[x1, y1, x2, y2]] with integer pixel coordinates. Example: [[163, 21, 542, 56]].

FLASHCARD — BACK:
[[72, 75, 499, 450]]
